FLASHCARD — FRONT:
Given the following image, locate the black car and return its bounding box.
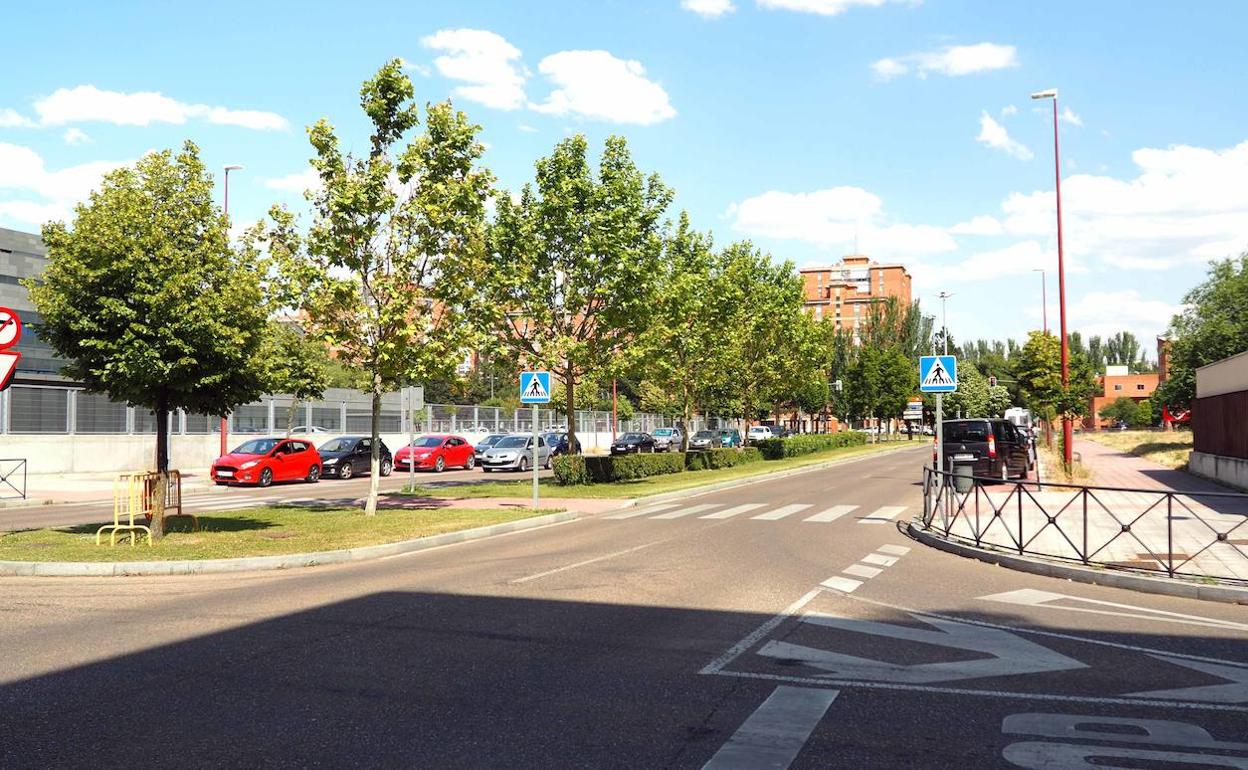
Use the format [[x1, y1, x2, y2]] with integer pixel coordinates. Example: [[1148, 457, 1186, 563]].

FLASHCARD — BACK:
[[610, 432, 656, 455], [542, 431, 582, 456], [474, 433, 510, 461], [318, 436, 393, 479], [688, 430, 722, 451], [939, 418, 1030, 481]]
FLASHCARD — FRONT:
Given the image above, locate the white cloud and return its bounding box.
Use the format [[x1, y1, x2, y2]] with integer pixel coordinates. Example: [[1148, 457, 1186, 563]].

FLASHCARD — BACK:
[[949, 215, 1004, 236], [262, 168, 322, 195], [32, 85, 288, 130], [682, 0, 736, 17], [757, 0, 901, 16], [1060, 106, 1083, 127], [0, 142, 128, 226], [976, 111, 1033, 160], [727, 186, 956, 258], [62, 128, 92, 146], [0, 108, 36, 128], [421, 28, 528, 111], [398, 57, 432, 77], [1000, 105, 1017, 118], [518, 124, 538, 133], [532, 51, 676, 125], [1067, 289, 1183, 343], [872, 43, 1019, 81]]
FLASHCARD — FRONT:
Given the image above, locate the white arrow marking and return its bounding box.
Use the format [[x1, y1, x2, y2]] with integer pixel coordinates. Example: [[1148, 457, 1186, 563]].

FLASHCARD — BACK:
[[757, 611, 1086, 684], [981, 588, 1248, 633], [1127, 655, 1248, 704]]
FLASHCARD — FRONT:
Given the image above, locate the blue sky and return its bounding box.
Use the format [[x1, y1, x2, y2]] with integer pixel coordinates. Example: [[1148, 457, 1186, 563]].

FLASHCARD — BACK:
[[4, 0, 1246, 353]]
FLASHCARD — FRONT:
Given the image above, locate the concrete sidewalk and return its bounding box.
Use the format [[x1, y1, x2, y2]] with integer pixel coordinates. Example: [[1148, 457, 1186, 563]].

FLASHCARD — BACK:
[[1, 471, 222, 508], [931, 438, 1248, 583]]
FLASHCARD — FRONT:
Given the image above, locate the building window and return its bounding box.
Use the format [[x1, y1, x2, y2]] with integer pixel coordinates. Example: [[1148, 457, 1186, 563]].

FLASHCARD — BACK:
[[1113, 384, 1123, 391], [815, 307, 823, 320], [1136, 384, 1145, 390]]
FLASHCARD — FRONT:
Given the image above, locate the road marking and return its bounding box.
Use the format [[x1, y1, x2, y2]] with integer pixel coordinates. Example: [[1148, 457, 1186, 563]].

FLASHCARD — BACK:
[[653, 503, 721, 519], [820, 576, 864, 593], [701, 503, 768, 519], [804, 505, 858, 523], [1127, 656, 1248, 704], [876, 544, 911, 556], [510, 541, 662, 583], [858, 505, 906, 524], [861, 553, 899, 567], [701, 686, 838, 770], [980, 588, 1248, 633], [605, 503, 681, 519], [843, 564, 883, 579], [752, 503, 812, 520], [700, 588, 824, 676]]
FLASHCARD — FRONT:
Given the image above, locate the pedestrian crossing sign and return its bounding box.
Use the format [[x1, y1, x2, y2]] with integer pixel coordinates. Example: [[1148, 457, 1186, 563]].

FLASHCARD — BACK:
[[919, 355, 958, 393], [520, 371, 552, 403]]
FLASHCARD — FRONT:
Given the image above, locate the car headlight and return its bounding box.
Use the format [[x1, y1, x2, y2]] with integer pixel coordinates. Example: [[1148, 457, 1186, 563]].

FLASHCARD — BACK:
[[322, 458, 338, 464], [240, 461, 258, 470], [416, 452, 431, 458]]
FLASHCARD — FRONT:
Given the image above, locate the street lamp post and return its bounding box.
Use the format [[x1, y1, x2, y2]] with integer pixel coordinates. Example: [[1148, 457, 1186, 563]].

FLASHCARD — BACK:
[[1031, 88, 1072, 467], [1032, 268, 1047, 334], [220, 164, 243, 456]]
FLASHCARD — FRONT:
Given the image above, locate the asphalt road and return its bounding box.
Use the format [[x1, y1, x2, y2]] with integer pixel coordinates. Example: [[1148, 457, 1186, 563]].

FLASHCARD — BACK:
[[1, 446, 1245, 768]]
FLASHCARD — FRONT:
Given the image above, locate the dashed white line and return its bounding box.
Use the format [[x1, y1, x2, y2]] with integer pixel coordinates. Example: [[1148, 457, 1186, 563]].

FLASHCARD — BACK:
[[820, 576, 864, 593], [843, 564, 883, 579], [510, 541, 662, 584], [862, 553, 899, 567], [876, 544, 911, 556]]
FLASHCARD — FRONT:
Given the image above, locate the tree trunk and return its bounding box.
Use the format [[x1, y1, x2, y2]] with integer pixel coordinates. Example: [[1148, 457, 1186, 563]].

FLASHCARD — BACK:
[[365, 377, 382, 517], [564, 366, 577, 459], [680, 389, 692, 452], [286, 398, 299, 437], [151, 396, 169, 540]]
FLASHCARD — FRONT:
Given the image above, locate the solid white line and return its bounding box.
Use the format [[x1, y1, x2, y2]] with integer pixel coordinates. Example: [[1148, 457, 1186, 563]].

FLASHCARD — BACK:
[[509, 541, 662, 583], [701, 503, 768, 520], [605, 503, 681, 519], [820, 576, 864, 593], [804, 505, 857, 523], [979, 588, 1248, 633], [652, 503, 721, 519], [700, 588, 824, 675], [858, 505, 906, 524], [752, 503, 812, 521], [861, 554, 899, 567], [702, 686, 839, 770], [843, 564, 883, 579], [876, 544, 911, 556]]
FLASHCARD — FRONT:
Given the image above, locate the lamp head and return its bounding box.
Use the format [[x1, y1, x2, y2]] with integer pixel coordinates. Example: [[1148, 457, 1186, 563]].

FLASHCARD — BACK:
[[1030, 89, 1058, 100], [224, 164, 244, 171]]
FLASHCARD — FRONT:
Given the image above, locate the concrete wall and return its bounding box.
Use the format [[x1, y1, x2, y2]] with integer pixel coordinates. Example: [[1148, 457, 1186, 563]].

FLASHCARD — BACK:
[[1196, 350, 1248, 398], [6, 429, 625, 477], [1189, 450, 1248, 492]]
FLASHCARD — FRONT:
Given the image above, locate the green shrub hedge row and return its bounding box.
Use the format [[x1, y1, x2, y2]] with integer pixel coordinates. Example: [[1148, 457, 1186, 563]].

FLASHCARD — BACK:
[[553, 452, 686, 484], [751, 432, 866, 460], [685, 447, 763, 471]]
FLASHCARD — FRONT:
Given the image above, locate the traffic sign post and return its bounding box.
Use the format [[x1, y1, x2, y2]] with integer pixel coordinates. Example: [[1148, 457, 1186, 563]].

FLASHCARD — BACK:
[[0, 307, 23, 392], [519, 372, 551, 510], [920, 356, 958, 476], [403, 386, 424, 492]]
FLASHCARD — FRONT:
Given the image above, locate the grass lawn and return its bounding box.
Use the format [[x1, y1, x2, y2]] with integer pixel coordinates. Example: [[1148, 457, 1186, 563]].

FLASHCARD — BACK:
[[1081, 429, 1194, 470], [394, 440, 921, 501], [0, 505, 557, 562]]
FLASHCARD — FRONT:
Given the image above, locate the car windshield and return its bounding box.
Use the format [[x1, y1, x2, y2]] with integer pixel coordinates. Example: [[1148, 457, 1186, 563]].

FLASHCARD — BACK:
[[233, 438, 279, 455], [621, 433, 646, 441], [478, 434, 507, 446], [495, 436, 529, 449], [411, 437, 444, 448], [944, 422, 991, 442], [749, 427, 768, 433], [695, 431, 715, 438], [654, 429, 673, 436], [319, 438, 354, 453]]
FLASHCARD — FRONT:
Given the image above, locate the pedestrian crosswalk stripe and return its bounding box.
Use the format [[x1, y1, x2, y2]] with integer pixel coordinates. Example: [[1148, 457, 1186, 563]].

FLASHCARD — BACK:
[[652, 503, 721, 519], [858, 505, 906, 524], [820, 576, 863, 593], [606, 503, 681, 519], [862, 553, 899, 567], [804, 505, 858, 523], [843, 564, 883, 579], [877, 544, 911, 556], [701, 503, 768, 519], [751, 503, 812, 521]]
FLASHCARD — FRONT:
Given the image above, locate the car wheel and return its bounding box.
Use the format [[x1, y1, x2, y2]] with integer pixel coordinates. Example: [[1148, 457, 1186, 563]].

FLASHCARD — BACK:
[[306, 465, 320, 483], [466, 455, 476, 470], [381, 459, 393, 477], [435, 456, 446, 473], [543, 453, 552, 470], [339, 462, 353, 480], [258, 468, 273, 488], [519, 456, 529, 473]]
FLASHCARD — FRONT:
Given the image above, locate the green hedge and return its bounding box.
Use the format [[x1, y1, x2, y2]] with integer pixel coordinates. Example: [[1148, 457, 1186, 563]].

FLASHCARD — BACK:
[[554, 452, 687, 484], [685, 447, 763, 471], [552, 455, 589, 485], [752, 432, 866, 460]]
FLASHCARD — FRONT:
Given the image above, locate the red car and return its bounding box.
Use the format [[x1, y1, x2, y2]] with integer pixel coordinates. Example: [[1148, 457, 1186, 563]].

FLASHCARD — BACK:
[[394, 434, 475, 473], [211, 438, 322, 487]]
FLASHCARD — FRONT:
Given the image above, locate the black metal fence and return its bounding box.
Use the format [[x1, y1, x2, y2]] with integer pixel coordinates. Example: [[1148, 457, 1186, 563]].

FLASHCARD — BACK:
[[0, 459, 27, 499], [919, 466, 1248, 586]]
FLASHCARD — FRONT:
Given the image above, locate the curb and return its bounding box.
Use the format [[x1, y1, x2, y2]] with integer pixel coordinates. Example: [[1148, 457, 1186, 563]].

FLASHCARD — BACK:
[[907, 521, 1248, 606], [0, 510, 578, 577], [620, 443, 926, 509]]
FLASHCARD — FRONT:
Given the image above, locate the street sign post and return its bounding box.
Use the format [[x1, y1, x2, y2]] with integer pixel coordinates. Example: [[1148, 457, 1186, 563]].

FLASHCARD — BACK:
[[403, 386, 424, 492], [920, 355, 958, 475], [519, 372, 551, 509], [0, 307, 23, 392]]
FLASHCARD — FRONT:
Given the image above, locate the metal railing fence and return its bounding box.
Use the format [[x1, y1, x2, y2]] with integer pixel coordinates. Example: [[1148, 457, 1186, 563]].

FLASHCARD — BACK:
[[0, 459, 27, 499], [919, 466, 1248, 586]]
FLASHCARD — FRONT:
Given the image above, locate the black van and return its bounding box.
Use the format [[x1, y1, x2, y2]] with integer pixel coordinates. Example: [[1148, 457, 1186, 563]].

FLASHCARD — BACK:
[[939, 418, 1030, 481]]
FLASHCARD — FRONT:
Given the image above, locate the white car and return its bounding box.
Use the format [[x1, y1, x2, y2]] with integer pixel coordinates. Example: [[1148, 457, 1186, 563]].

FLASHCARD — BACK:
[[652, 427, 684, 451], [289, 426, 330, 434], [747, 426, 776, 442]]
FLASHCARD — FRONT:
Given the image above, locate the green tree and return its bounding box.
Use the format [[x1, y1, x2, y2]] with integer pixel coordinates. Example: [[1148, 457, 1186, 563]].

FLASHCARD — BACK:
[[28, 142, 269, 538], [1158, 253, 1248, 410], [1098, 396, 1140, 426], [266, 62, 492, 515], [479, 135, 672, 455], [262, 322, 331, 436], [946, 362, 990, 418], [986, 384, 1013, 417], [1015, 331, 1099, 433]]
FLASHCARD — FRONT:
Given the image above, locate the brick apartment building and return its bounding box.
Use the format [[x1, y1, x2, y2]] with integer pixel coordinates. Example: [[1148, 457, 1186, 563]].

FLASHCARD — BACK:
[[798, 254, 912, 339], [1084, 364, 1159, 431]]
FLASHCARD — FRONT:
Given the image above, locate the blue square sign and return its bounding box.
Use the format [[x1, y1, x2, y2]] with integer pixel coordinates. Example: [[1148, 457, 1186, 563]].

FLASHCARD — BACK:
[[519, 371, 552, 404], [919, 355, 958, 393]]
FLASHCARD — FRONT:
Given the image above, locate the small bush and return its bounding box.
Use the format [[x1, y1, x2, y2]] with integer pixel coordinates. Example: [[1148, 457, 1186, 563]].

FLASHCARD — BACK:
[[686, 447, 763, 471], [753, 432, 866, 460], [568, 452, 687, 484], [552, 455, 589, 486]]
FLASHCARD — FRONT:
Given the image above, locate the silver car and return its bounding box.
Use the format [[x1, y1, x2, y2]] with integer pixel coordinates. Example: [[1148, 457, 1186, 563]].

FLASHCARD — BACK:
[[480, 434, 552, 472], [652, 427, 683, 452]]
